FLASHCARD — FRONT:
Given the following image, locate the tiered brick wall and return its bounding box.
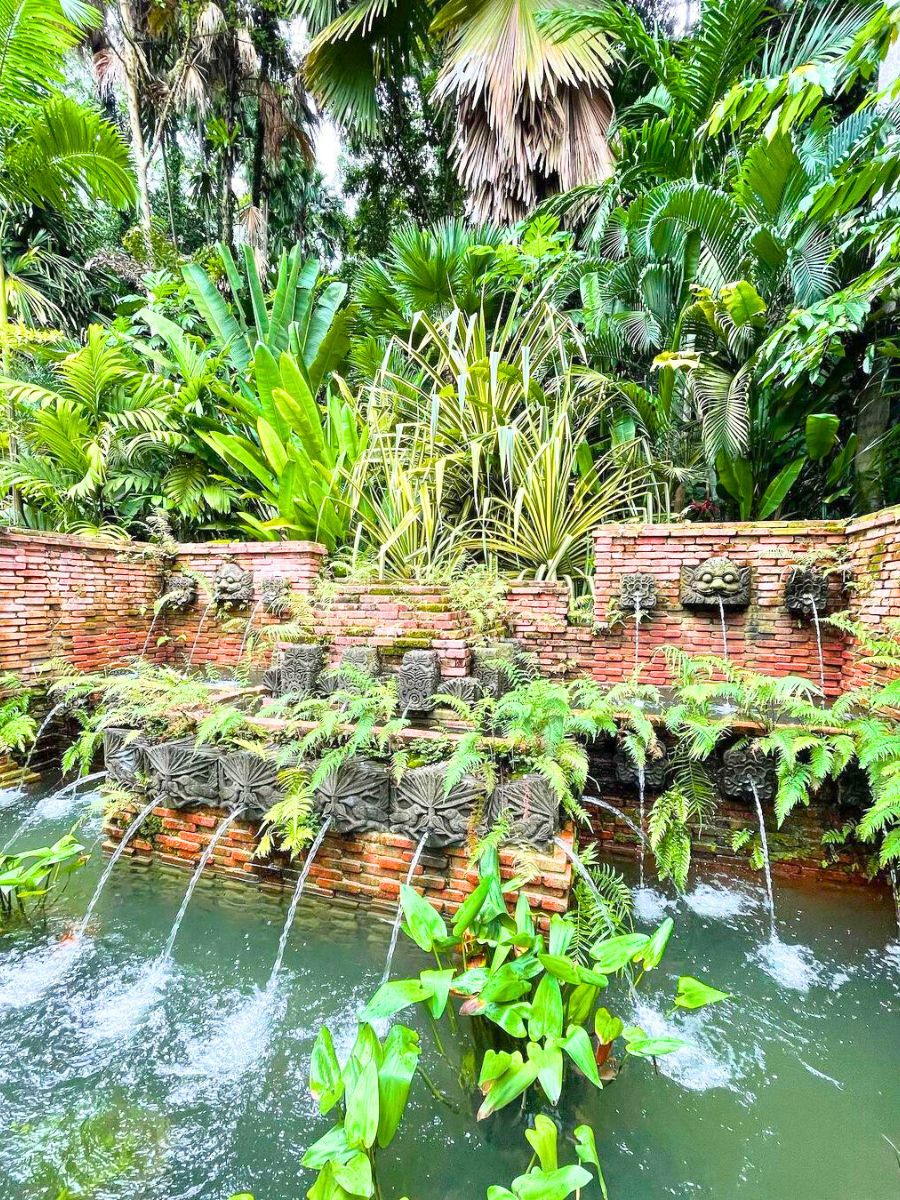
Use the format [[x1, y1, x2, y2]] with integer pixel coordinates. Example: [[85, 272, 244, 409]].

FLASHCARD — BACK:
[[0, 531, 162, 678], [105, 804, 573, 923]]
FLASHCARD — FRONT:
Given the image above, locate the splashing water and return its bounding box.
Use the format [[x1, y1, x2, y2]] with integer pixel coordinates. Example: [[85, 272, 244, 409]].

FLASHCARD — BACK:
[[2, 771, 107, 854], [382, 832, 430, 984], [637, 764, 646, 888], [238, 597, 265, 659], [21, 701, 68, 776], [716, 596, 729, 661], [749, 780, 776, 938], [267, 818, 333, 988], [75, 796, 159, 939], [188, 599, 215, 667], [160, 808, 246, 964], [806, 594, 826, 696], [684, 881, 756, 920]]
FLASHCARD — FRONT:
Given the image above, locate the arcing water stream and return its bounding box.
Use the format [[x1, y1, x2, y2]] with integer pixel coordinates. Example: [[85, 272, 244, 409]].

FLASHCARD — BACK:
[[382, 831, 430, 984], [267, 817, 333, 988]]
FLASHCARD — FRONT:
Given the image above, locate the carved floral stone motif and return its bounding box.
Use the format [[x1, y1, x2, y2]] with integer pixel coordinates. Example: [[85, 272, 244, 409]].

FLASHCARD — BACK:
[[784, 567, 829, 620], [392, 763, 484, 848], [719, 742, 777, 803], [213, 561, 254, 608], [103, 727, 150, 786], [473, 640, 522, 699], [218, 750, 283, 817], [680, 557, 751, 609], [260, 576, 291, 614], [161, 572, 197, 612], [279, 643, 326, 698], [397, 650, 441, 713], [262, 666, 282, 693], [313, 756, 391, 833], [435, 676, 481, 704], [614, 745, 668, 791], [146, 740, 223, 809], [619, 573, 658, 615], [488, 774, 559, 844]]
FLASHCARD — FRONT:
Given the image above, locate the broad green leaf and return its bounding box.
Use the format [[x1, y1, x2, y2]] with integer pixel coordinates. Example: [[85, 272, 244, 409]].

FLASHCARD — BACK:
[[332, 1151, 373, 1197], [636, 918, 674, 970], [547, 914, 575, 956], [400, 884, 447, 952], [525, 1114, 559, 1171], [590, 932, 650, 972], [452, 875, 492, 937], [529, 1041, 564, 1105], [345, 1057, 379, 1150], [310, 1026, 344, 1114], [528, 974, 564, 1042], [510, 1164, 592, 1200], [574, 1125, 608, 1200], [479, 1049, 512, 1087], [420, 968, 456, 1019], [301, 1123, 352, 1168], [539, 954, 608, 988], [805, 413, 840, 460], [562, 1025, 601, 1087], [360, 978, 430, 1020], [624, 1034, 688, 1059], [567, 982, 600, 1027], [376, 1025, 420, 1148], [720, 279, 766, 326], [673, 975, 732, 1010], [483, 1001, 531, 1038], [595, 1007, 624, 1045], [477, 1055, 539, 1120], [757, 457, 804, 519]]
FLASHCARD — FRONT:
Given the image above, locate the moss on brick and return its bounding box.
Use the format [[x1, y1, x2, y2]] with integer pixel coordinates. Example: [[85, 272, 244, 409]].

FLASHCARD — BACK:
[[388, 636, 435, 651]]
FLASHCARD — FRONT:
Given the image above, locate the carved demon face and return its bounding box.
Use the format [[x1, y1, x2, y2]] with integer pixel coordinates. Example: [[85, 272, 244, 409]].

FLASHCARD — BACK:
[[681, 557, 751, 609], [213, 561, 254, 608]]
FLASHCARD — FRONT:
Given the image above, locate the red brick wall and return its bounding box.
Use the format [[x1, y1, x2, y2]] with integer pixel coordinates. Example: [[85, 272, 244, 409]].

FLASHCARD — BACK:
[[161, 541, 327, 669], [844, 506, 900, 689], [106, 804, 574, 923], [0, 531, 162, 678]]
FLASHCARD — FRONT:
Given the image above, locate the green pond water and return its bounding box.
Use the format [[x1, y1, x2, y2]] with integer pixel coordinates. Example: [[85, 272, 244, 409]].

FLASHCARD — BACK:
[[0, 780, 899, 1200]]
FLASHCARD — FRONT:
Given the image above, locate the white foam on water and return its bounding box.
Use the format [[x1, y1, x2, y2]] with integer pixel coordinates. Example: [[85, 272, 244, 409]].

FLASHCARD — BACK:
[[168, 986, 281, 1093], [798, 1058, 844, 1090], [631, 1002, 744, 1094], [632, 887, 674, 924], [82, 961, 170, 1042], [0, 940, 81, 1010], [683, 882, 757, 920], [753, 935, 821, 992], [0, 787, 23, 810]]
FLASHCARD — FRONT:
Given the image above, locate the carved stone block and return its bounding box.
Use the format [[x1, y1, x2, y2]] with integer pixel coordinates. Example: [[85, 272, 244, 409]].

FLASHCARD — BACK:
[[488, 774, 559, 845], [260, 576, 291, 614], [680, 557, 751, 609], [322, 645, 382, 694], [614, 745, 668, 791], [436, 676, 481, 704], [619, 573, 658, 615], [392, 763, 484, 848], [280, 643, 326, 698], [161, 572, 197, 612], [473, 640, 522, 699], [262, 666, 282, 694], [784, 567, 829, 620], [313, 756, 392, 833], [719, 742, 777, 803], [398, 650, 441, 713], [213, 561, 254, 608], [103, 727, 150, 786], [146, 740, 223, 809], [219, 750, 283, 817]]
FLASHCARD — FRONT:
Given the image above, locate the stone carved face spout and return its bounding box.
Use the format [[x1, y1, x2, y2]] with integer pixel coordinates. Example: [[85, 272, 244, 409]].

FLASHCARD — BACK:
[[681, 557, 751, 609], [213, 561, 254, 608]]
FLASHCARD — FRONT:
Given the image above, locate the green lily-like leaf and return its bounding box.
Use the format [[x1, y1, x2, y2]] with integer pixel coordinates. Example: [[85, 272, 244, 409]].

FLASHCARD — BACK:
[[452, 875, 493, 937], [400, 884, 448, 952], [527, 974, 564, 1042], [479, 1048, 513, 1087], [360, 978, 430, 1021], [344, 1057, 379, 1150], [510, 1164, 592, 1200], [623, 1029, 688, 1059], [590, 932, 650, 972], [332, 1152, 374, 1197], [524, 1114, 559, 1171], [547, 914, 576, 956], [528, 1040, 564, 1105], [420, 968, 456, 1019], [483, 1001, 531, 1038], [567, 982, 600, 1027], [562, 1025, 601, 1087], [309, 1025, 344, 1115], [594, 1007, 624, 1046], [539, 953, 608, 988], [301, 1123, 353, 1169], [673, 975, 732, 1010], [636, 918, 674, 970], [574, 1125, 608, 1200], [376, 1024, 420, 1148], [477, 1052, 540, 1120]]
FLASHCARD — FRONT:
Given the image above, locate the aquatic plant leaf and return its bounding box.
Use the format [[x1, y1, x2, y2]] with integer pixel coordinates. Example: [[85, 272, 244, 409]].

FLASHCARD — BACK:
[[400, 884, 448, 952], [420, 968, 456, 1019], [547, 914, 575, 957], [332, 1152, 373, 1197], [452, 875, 493, 937], [345, 1058, 379, 1150], [479, 1049, 514, 1086], [567, 983, 599, 1027], [376, 1025, 420, 1148], [673, 975, 732, 1010], [539, 954, 608, 989], [527, 1041, 564, 1105], [515, 890, 536, 938], [301, 1124, 353, 1169], [574, 1126, 608, 1200], [310, 1026, 344, 1115], [528, 975, 564, 1041], [594, 1007, 624, 1046], [589, 932, 650, 972], [562, 1026, 601, 1087], [477, 1056, 540, 1120], [510, 1164, 592, 1199], [483, 1001, 531, 1038], [623, 1033, 688, 1058], [636, 918, 674, 970], [525, 1114, 559, 1171], [361, 979, 431, 1020]]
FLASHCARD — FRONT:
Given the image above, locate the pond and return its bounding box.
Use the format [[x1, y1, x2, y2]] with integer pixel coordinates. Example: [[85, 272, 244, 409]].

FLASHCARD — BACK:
[[1, 780, 898, 1199]]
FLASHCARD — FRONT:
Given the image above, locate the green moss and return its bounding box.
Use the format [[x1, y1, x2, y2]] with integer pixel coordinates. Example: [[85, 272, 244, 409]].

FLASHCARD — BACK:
[[341, 625, 374, 637], [415, 603, 452, 613], [389, 636, 434, 651]]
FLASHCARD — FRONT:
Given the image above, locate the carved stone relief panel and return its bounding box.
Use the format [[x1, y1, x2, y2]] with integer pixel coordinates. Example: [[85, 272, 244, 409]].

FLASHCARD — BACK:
[[260, 576, 291, 614], [397, 650, 441, 713], [472, 640, 522, 699], [614, 745, 668, 791], [391, 763, 484, 848], [146, 740, 223, 809], [313, 756, 392, 833], [280, 643, 326, 698], [784, 567, 829, 620], [435, 676, 481, 704], [488, 774, 559, 845], [680, 557, 751, 608], [213, 561, 254, 608], [619, 573, 659, 615], [161, 572, 197, 611], [103, 727, 150, 786], [218, 750, 283, 817], [719, 742, 777, 803]]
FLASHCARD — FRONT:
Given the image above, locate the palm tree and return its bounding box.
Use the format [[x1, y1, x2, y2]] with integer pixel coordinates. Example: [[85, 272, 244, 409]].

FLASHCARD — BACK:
[[302, 0, 618, 223], [0, 0, 135, 520]]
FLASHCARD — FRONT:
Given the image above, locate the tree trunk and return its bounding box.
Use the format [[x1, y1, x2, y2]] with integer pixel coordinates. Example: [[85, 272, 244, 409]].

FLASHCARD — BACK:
[[116, 0, 152, 235], [855, 385, 890, 512]]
